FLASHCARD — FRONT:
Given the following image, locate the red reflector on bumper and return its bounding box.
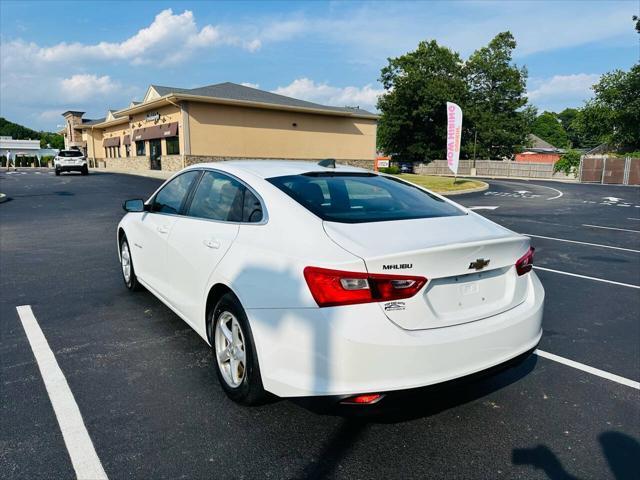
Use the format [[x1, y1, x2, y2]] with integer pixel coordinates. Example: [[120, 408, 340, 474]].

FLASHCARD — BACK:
[[340, 393, 384, 405]]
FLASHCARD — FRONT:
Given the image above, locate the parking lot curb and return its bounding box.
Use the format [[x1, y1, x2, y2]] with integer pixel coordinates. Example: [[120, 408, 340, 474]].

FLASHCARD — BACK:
[[94, 168, 173, 180], [440, 181, 489, 196]]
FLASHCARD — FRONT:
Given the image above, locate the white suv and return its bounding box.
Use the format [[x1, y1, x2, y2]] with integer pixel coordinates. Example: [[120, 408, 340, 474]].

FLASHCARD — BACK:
[[54, 150, 88, 176]]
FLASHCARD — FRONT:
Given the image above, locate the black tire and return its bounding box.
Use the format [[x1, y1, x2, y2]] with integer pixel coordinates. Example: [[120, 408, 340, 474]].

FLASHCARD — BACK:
[[81, 166, 89, 175], [119, 237, 141, 291], [208, 292, 266, 405], [55, 169, 60, 176]]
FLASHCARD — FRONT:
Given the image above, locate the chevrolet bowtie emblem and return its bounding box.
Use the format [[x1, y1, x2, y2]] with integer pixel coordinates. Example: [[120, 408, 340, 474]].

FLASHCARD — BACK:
[[469, 258, 490, 270]]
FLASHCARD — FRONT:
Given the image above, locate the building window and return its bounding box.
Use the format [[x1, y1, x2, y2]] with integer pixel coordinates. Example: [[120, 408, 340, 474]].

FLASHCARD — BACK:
[[166, 136, 180, 155], [125, 144, 130, 157], [105, 147, 110, 158], [136, 141, 145, 156]]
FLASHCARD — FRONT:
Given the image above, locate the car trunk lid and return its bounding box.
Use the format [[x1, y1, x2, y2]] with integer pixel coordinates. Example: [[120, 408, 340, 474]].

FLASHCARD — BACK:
[[323, 214, 531, 330]]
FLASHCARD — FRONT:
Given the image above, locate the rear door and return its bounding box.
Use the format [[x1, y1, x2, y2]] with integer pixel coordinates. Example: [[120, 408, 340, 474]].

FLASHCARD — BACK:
[[135, 170, 201, 292], [164, 170, 263, 327]]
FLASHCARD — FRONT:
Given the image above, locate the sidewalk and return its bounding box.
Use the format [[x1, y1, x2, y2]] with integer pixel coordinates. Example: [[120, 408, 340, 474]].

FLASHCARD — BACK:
[[93, 168, 173, 180]]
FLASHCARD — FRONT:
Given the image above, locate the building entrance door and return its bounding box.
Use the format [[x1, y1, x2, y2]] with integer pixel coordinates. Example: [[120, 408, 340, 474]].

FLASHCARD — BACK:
[[149, 139, 162, 170]]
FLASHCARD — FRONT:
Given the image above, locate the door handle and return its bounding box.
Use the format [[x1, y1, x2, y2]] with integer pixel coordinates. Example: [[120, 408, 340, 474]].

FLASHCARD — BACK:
[[157, 225, 170, 234], [203, 239, 221, 249]]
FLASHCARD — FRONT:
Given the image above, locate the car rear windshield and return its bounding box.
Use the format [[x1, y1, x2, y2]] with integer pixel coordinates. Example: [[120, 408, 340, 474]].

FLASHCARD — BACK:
[[58, 150, 83, 157], [267, 173, 465, 223]]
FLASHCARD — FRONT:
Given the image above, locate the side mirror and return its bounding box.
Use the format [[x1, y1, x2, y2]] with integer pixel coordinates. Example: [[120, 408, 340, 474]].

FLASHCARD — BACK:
[[123, 199, 145, 212]]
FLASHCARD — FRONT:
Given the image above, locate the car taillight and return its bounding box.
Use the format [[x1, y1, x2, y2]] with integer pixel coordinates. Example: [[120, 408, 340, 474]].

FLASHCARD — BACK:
[[515, 247, 535, 276], [303, 266, 427, 308]]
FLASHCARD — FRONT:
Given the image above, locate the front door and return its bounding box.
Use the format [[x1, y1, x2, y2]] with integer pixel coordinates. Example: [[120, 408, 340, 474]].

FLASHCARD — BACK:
[[137, 170, 201, 292], [165, 170, 245, 328], [149, 139, 162, 170]]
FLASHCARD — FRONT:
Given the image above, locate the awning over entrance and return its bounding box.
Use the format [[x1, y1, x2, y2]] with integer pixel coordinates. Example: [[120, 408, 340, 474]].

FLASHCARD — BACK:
[[132, 122, 178, 141], [123, 134, 131, 145], [103, 137, 120, 147]]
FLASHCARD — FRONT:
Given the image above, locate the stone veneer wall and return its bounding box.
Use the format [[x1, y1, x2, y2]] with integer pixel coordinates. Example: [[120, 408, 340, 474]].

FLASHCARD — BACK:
[[92, 155, 375, 172], [94, 156, 150, 170], [184, 156, 375, 170], [160, 155, 183, 171]]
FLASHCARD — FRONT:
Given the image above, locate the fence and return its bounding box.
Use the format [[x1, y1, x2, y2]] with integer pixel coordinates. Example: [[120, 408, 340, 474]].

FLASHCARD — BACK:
[[579, 156, 640, 185], [411, 159, 576, 180]]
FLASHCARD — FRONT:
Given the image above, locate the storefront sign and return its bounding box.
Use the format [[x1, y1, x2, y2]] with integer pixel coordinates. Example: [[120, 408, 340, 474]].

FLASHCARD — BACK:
[[146, 112, 160, 122]]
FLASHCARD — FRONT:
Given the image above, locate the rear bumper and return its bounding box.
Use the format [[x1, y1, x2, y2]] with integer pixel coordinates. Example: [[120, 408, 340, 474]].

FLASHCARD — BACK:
[[56, 164, 86, 172], [248, 272, 544, 398]]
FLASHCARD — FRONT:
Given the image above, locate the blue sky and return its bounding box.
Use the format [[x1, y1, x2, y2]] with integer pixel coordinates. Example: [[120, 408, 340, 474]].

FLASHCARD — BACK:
[[1, 0, 638, 131]]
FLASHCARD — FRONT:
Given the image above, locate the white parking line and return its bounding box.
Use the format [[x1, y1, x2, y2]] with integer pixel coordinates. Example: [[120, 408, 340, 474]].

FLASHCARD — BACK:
[[533, 266, 640, 289], [627, 218, 640, 221], [469, 206, 499, 211], [16, 305, 108, 480], [582, 224, 640, 233], [524, 233, 640, 253], [535, 349, 639, 390]]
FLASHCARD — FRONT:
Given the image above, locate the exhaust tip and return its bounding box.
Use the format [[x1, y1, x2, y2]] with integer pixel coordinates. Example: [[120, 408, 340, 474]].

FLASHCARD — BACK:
[[340, 393, 384, 405]]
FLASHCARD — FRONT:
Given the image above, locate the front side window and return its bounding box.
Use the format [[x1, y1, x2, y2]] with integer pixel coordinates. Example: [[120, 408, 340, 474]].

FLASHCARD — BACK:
[[136, 141, 145, 156], [166, 136, 180, 155], [188, 171, 245, 222], [268, 173, 464, 223], [151, 171, 200, 215]]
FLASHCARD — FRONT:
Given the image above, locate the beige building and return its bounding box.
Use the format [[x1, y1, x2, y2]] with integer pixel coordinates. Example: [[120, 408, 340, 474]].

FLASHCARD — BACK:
[[63, 82, 378, 171]]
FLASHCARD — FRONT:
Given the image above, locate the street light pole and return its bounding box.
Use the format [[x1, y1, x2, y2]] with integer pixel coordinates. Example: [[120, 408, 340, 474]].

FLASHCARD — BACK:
[[473, 130, 478, 168]]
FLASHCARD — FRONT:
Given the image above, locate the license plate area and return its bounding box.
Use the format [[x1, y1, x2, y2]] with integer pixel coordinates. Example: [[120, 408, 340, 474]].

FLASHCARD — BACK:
[[423, 266, 515, 323]]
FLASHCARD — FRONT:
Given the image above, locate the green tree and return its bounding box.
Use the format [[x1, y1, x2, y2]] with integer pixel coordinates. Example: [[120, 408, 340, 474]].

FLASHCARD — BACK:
[[557, 108, 582, 148], [554, 149, 581, 174], [464, 32, 529, 159], [580, 64, 640, 151], [40, 132, 64, 149], [0, 117, 64, 150], [377, 40, 467, 161], [531, 111, 568, 148]]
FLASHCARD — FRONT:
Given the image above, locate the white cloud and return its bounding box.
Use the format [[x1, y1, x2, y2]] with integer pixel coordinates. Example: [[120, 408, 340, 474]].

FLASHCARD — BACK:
[[37, 110, 64, 122], [527, 73, 600, 106], [4, 9, 260, 67], [59, 74, 120, 102], [299, 1, 635, 64], [272, 78, 383, 110]]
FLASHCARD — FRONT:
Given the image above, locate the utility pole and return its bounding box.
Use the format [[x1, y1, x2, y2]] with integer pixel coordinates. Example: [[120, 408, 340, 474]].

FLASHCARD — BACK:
[[472, 130, 478, 168]]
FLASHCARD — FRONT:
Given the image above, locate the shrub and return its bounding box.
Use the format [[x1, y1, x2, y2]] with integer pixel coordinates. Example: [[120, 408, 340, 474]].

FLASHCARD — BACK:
[[554, 150, 581, 174], [379, 166, 400, 174]]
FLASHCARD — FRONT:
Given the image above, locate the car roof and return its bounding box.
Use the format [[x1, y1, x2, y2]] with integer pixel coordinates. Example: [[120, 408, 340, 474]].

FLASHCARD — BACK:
[[186, 160, 372, 179]]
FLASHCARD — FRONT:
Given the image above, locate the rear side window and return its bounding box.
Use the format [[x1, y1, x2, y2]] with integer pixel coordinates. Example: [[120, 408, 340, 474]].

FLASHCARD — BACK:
[[151, 171, 200, 215], [267, 173, 464, 223], [242, 188, 263, 223]]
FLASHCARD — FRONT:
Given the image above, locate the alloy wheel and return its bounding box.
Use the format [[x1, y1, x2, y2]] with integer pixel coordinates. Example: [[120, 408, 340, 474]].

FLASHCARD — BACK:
[[214, 311, 247, 388]]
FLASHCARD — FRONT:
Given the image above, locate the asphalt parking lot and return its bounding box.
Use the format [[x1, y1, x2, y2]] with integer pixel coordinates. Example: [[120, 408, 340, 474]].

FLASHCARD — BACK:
[[1, 168, 638, 479]]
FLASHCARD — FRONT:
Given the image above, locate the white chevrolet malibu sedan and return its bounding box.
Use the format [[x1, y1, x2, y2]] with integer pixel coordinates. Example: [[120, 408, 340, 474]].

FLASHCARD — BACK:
[[117, 160, 543, 406]]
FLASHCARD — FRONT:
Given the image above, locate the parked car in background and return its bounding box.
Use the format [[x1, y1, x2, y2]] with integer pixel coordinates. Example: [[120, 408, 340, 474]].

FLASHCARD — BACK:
[[399, 161, 414, 174], [117, 160, 544, 407], [54, 150, 88, 175]]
